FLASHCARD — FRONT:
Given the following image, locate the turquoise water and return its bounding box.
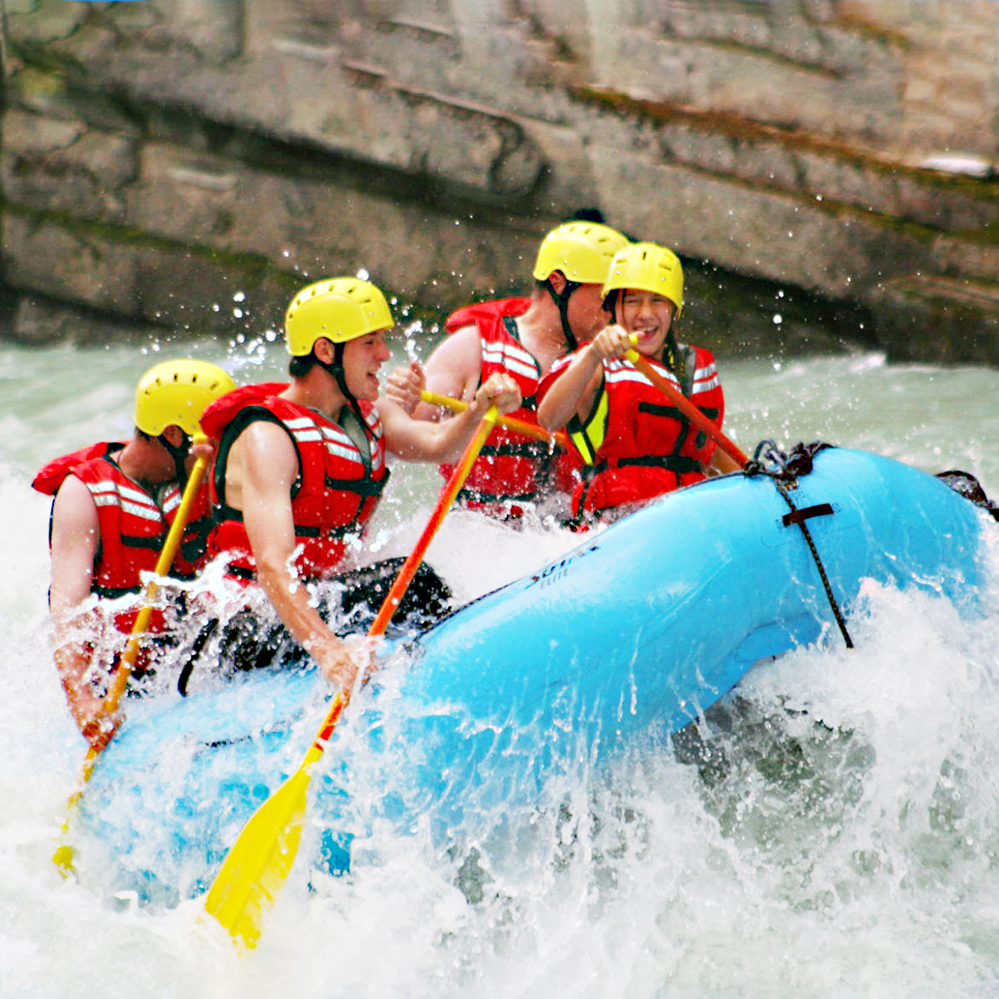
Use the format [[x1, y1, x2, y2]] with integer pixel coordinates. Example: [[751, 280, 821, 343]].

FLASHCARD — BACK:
[[3, 335, 999, 998]]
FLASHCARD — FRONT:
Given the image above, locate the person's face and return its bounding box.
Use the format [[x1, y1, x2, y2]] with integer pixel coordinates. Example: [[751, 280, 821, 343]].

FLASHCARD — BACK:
[[564, 280, 613, 344], [617, 289, 675, 356], [342, 329, 392, 401]]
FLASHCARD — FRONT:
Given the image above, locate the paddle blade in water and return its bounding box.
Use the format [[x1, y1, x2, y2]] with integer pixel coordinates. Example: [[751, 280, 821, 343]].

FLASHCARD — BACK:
[[51, 783, 87, 876], [52, 840, 76, 875], [204, 413, 497, 947], [204, 763, 313, 949]]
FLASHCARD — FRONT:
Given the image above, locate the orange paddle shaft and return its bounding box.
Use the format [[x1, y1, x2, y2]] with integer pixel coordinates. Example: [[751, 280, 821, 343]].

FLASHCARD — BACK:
[[625, 349, 748, 467]]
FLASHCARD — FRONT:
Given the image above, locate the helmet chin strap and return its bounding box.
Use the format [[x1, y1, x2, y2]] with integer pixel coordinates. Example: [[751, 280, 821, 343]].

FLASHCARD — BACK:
[[317, 343, 365, 425], [662, 329, 681, 376], [158, 431, 192, 486], [544, 278, 581, 352]]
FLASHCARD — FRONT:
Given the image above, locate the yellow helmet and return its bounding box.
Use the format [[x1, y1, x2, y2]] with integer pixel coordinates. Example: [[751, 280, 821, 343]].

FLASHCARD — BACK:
[[134, 359, 236, 437], [285, 277, 395, 357], [532, 221, 630, 285], [602, 241, 684, 318]]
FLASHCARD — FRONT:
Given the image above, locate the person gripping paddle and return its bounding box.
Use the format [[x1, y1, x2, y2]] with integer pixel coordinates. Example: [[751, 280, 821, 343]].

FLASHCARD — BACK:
[[199, 276, 521, 695], [33, 359, 234, 749]]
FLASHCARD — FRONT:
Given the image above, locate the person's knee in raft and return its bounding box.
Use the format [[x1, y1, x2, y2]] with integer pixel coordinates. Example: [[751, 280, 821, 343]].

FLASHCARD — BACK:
[[536, 241, 736, 527], [32, 359, 235, 749], [383, 210, 630, 520], [199, 276, 521, 693]]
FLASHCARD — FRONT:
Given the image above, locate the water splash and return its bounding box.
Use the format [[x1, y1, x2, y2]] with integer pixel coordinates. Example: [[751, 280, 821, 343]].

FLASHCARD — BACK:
[[5, 343, 999, 997]]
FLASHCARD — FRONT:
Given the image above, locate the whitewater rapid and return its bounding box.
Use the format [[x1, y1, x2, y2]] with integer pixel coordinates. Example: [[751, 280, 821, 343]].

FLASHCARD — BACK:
[[3, 339, 999, 998]]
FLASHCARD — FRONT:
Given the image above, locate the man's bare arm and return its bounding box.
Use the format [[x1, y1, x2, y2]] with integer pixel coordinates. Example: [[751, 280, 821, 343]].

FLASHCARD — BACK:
[[49, 475, 118, 748], [377, 372, 520, 464], [385, 326, 484, 421], [235, 421, 369, 693], [49, 475, 99, 619]]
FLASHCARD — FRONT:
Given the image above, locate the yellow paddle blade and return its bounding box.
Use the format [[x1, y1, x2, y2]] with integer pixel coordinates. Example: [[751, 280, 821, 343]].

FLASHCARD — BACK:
[[204, 760, 316, 949], [52, 839, 76, 875], [52, 783, 87, 876]]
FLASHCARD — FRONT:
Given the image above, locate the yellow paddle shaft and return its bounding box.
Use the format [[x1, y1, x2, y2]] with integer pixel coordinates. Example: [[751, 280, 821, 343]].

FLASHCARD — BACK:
[[420, 390, 568, 450], [101, 440, 211, 719]]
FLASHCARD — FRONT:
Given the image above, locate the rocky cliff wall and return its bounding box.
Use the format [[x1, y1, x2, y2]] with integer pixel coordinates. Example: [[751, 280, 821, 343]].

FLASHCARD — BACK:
[[1, 0, 997, 362]]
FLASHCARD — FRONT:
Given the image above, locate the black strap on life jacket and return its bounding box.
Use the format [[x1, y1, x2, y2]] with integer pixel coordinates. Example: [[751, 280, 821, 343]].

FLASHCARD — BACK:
[[118, 532, 168, 551], [743, 440, 853, 650], [585, 453, 702, 477], [92, 583, 142, 600], [179, 515, 213, 567], [324, 472, 389, 502], [457, 485, 539, 506]]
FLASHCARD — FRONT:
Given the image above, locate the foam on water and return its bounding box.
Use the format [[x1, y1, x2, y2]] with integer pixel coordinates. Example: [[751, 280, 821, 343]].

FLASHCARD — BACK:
[[4, 342, 999, 998]]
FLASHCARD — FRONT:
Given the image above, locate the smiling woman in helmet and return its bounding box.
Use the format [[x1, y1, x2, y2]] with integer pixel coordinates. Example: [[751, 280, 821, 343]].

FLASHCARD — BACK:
[[537, 241, 739, 526], [32, 359, 235, 749], [200, 276, 520, 699]]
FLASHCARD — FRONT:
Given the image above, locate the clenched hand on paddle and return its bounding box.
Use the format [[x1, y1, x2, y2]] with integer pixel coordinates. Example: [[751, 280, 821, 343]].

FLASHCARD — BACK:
[[417, 388, 569, 450], [204, 405, 501, 950], [52, 438, 212, 874]]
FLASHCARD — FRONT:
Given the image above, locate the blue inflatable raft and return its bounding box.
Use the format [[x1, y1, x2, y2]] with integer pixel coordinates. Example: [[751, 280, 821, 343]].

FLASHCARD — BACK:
[[76, 447, 994, 902]]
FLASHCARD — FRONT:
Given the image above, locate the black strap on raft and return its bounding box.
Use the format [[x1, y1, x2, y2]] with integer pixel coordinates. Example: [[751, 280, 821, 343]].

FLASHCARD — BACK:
[[175, 557, 454, 695], [935, 470, 999, 521], [743, 440, 854, 650]]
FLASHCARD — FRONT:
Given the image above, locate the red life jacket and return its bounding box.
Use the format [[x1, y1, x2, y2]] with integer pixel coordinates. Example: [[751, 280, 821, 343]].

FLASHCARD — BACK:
[[160, 477, 215, 578], [32, 441, 124, 496], [34, 440, 216, 580], [543, 345, 725, 519], [67, 456, 171, 634], [438, 298, 581, 517], [202, 384, 390, 583], [33, 442, 210, 635]]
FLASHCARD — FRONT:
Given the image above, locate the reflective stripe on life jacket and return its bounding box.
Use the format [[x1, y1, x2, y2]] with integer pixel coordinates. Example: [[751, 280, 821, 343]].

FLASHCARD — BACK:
[[438, 298, 580, 516], [203, 385, 390, 582]]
